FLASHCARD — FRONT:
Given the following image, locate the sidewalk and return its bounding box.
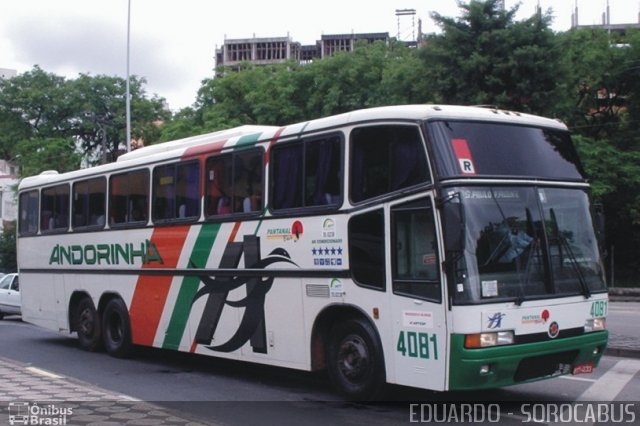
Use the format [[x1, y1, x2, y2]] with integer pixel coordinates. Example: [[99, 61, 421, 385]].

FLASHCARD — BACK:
[[0, 356, 214, 426]]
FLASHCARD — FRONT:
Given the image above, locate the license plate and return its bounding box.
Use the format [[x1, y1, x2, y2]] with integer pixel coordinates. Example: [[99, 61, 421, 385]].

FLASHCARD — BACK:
[[572, 362, 594, 375]]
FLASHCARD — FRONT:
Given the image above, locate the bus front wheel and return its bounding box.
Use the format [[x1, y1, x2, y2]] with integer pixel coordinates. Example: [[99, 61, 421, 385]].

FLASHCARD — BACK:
[[327, 318, 385, 400], [102, 298, 133, 358], [75, 297, 101, 351]]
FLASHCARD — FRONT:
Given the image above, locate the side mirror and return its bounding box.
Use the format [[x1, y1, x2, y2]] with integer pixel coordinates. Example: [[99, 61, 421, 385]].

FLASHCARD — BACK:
[[441, 193, 465, 253], [593, 203, 606, 254]]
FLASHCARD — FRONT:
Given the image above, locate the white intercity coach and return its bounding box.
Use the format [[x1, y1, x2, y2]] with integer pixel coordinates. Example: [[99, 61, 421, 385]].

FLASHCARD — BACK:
[[17, 105, 609, 399]]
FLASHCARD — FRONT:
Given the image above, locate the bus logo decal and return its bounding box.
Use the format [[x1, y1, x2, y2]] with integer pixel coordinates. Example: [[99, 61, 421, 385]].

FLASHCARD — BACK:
[[48, 240, 163, 266], [192, 234, 296, 354], [486, 312, 506, 329]]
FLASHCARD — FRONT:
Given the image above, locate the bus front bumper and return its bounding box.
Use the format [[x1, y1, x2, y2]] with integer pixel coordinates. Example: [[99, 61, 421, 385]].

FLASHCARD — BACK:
[[448, 331, 608, 391]]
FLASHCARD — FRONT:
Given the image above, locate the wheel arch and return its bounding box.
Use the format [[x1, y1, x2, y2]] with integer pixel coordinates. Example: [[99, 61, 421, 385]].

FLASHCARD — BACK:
[[68, 290, 92, 332], [310, 303, 385, 373], [69, 291, 127, 332]]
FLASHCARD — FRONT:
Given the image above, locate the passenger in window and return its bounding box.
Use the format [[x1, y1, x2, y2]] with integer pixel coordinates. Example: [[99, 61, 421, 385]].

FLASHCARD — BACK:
[[217, 196, 231, 214]]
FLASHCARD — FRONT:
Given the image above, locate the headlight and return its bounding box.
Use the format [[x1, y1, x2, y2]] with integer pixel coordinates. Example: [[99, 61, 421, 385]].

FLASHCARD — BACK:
[[464, 331, 514, 348], [584, 317, 606, 332]]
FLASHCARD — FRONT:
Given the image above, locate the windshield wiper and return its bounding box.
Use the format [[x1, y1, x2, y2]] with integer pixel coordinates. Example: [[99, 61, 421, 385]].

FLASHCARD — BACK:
[[549, 208, 591, 299]]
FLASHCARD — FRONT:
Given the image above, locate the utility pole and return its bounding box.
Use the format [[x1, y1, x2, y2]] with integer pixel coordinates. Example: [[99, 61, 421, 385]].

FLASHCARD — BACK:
[[125, 0, 132, 152]]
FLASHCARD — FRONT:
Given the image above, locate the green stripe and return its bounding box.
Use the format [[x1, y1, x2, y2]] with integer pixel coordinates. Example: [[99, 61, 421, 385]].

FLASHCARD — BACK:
[[162, 223, 221, 349], [236, 133, 262, 147]]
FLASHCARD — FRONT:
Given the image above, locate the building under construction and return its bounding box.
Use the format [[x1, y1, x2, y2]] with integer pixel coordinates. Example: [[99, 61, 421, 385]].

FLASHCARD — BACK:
[[215, 32, 390, 69]]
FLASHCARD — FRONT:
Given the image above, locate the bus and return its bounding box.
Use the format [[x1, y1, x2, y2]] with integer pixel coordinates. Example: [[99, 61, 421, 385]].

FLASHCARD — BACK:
[[17, 105, 608, 399]]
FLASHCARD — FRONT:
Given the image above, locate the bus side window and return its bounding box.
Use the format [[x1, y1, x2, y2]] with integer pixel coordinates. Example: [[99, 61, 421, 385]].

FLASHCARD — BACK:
[[206, 149, 263, 217], [348, 209, 386, 291], [271, 134, 341, 211], [73, 177, 106, 230], [18, 190, 39, 236], [41, 184, 70, 233], [153, 161, 200, 222], [350, 125, 429, 203], [110, 169, 149, 226]]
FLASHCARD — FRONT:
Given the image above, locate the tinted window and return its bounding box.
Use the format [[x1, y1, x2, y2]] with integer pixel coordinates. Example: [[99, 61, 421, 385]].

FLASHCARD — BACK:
[[41, 184, 70, 232], [392, 199, 441, 302], [271, 135, 341, 210], [428, 121, 585, 180], [19, 190, 39, 236], [349, 209, 385, 290], [350, 125, 429, 203], [154, 161, 200, 222], [73, 177, 106, 229], [110, 169, 149, 226], [206, 149, 263, 216]]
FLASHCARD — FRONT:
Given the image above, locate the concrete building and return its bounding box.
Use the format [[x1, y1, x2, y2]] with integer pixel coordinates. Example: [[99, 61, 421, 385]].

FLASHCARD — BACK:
[[216, 36, 301, 70], [571, 0, 640, 35], [215, 32, 390, 69]]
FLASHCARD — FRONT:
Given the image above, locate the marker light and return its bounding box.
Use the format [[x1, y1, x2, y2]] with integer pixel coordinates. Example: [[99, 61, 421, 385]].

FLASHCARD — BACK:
[[464, 331, 514, 348], [584, 318, 606, 332]]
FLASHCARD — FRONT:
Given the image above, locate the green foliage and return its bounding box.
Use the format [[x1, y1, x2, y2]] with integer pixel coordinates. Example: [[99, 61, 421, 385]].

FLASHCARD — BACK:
[[14, 137, 81, 177], [0, 67, 169, 169], [0, 226, 16, 273], [0, 227, 16, 273], [420, 0, 559, 114]]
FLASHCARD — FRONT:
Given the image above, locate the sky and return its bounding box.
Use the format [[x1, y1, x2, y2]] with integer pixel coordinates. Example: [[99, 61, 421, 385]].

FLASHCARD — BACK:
[[1, 0, 638, 111]]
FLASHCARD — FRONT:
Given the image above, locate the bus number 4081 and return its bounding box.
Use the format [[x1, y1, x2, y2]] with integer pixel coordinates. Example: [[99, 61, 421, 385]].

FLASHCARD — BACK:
[[396, 331, 438, 360]]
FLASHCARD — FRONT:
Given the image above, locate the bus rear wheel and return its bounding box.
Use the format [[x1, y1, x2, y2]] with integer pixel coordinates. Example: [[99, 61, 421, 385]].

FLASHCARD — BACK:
[[102, 298, 133, 358], [327, 318, 385, 400], [75, 297, 101, 351]]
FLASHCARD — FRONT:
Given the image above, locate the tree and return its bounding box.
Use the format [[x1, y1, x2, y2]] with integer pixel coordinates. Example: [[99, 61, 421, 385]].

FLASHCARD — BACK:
[[555, 28, 631, 139], [69, 73, 169, 164], [14, 137, 81, 176], [0, 227, 16, 273], [184, 40, 426, 134], [0, 67, 170, 171], [420, 0, 560, 114]]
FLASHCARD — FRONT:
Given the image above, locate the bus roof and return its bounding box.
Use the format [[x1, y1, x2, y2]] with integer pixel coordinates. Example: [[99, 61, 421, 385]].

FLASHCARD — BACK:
[[18, 105, 567, 191]]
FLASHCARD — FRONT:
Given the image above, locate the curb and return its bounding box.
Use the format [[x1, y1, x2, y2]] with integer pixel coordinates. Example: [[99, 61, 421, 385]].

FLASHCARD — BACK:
[[605, 347, 640, 359]]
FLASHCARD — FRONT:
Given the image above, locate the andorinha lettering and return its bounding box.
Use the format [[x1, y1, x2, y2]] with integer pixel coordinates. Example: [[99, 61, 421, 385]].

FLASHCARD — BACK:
[[49, 240, 163, 265]]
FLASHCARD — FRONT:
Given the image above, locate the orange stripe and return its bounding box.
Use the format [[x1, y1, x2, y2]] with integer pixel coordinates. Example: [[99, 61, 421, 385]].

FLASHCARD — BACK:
[[264, 127, 286, 166], [129, 225, 191, 346], [228, 221, 241, 243]]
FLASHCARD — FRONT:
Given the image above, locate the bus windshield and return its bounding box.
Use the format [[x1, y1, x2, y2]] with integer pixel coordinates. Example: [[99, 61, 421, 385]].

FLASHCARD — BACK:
[[428, 121, 585, 180], [447, 186, 607, 304]]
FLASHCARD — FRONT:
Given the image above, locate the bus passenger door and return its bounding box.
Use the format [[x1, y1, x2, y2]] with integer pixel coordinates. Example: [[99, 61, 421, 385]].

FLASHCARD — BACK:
[[388, 196, 447, 391]]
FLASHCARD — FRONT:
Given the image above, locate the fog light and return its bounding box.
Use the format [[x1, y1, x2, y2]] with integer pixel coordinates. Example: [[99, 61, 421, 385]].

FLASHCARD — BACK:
[[479, 364, 491, 375], [593, 347, 600, 355]]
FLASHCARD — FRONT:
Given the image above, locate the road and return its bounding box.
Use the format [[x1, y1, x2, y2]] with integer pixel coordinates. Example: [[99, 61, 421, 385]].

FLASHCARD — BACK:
[[607, 301, 639, 340], [0, 303, 639, 425]]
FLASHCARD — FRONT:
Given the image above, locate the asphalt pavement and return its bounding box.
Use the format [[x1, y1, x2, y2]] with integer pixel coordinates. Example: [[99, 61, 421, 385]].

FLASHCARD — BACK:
[[0, 294, 638, 425]]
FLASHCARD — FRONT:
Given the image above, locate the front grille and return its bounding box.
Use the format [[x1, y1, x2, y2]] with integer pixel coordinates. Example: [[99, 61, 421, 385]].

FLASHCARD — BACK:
[[515, 327, 584, 344], [514, 350, 579, 382]]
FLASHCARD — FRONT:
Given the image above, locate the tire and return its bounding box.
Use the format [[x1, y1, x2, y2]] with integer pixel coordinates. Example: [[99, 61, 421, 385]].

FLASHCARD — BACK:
[[0, 311, 5, 320], [75, 297, 101, 351], [326, 318, 385, 400], [102, 298, 133, 358]]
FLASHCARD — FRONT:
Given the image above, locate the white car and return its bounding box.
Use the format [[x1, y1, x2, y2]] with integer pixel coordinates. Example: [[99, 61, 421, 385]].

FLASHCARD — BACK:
[[0, 273, 20, 319]]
